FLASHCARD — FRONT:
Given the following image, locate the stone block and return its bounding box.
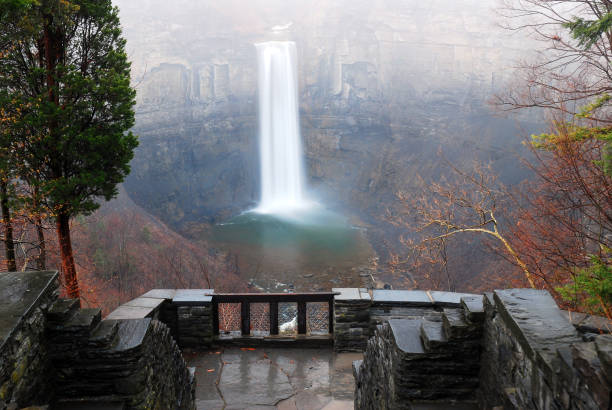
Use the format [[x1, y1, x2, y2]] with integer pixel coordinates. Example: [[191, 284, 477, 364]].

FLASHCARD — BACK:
[[105, 305, 156, 320], [372, 290, 432, 306], [461, 296, 485, 323], [494, 289, 580, 366], [428, 291, 477, 307], [333, 288, 365, 301], [124, 297, 165, 310], [173, 289, 213, 304], [140, 289, 177, 300]]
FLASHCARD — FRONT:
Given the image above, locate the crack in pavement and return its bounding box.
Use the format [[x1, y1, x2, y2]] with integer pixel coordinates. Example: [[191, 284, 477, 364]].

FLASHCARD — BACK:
[[215, 348, 227, 409]]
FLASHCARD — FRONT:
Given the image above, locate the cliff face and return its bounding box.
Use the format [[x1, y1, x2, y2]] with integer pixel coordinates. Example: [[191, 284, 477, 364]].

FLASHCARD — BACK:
[[117, 0, 535, 239]]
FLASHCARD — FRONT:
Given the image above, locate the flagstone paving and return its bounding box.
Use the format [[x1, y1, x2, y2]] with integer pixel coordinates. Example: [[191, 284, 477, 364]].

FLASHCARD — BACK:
[[184, 347, 359, 410]]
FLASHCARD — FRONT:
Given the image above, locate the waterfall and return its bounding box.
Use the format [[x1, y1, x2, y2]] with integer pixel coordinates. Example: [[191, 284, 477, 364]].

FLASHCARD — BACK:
[[255, 41, 306, 214]]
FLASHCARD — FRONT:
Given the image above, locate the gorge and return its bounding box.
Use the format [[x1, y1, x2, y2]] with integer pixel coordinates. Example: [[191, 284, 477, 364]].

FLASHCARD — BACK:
[[112, 0, 541, 293]]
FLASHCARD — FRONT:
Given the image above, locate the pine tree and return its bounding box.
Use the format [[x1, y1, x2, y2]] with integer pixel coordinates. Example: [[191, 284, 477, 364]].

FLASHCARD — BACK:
[[0, 0, 138, 298]]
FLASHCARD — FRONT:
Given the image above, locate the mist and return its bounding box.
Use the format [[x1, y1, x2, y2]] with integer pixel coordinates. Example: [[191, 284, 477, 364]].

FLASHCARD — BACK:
[[108, 0, 542, 292]]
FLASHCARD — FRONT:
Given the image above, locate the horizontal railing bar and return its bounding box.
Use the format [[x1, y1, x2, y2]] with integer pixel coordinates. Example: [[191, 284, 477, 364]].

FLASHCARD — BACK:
[[211, 293, 338, 303], [209, 292, 339, 297]]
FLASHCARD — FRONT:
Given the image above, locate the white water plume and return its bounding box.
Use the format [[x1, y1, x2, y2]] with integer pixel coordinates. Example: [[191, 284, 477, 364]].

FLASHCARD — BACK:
[[255, 41, 310, 215]]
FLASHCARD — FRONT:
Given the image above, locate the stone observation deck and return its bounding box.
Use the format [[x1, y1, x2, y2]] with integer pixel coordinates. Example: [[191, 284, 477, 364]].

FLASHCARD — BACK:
[[0, 271, 610, 409]]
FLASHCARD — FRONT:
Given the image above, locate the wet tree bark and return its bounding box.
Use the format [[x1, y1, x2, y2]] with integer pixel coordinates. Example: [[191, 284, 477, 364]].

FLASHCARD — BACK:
[[56, 211, 80, 299], [1, 180, 16, 271]]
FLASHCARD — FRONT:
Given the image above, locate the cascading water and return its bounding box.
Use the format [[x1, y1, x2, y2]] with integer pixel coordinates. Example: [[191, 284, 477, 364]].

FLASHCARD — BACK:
[[211, 41, 372, 292], [255, 41, 307, 214]]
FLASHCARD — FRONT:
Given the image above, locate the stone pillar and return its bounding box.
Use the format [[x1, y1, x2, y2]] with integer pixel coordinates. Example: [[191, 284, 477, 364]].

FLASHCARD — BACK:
[[333, 288, 372, 352], [173, 289, 214, 349]]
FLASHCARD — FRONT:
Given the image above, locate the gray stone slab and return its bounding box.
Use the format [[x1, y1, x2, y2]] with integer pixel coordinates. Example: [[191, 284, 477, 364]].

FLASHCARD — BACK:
[[219, 357, 293, 406], [562, 310, 612, 334], [494, 289, 581, 374], [461, 296, 485, 323], [428, 291, 477, 307], [333, 288, 369, 301], [140, 289, 176, 300], [461, 296, 484, 312], [373, 290, 432, 305], [0, 270, 58, 348], [388, 319, 425, 354], [109, 318, 151, 352], [173, 289, 214, 304], [105, 305, 156, 320], [124, 297, 165, 309], [65, 308, 100, 328]]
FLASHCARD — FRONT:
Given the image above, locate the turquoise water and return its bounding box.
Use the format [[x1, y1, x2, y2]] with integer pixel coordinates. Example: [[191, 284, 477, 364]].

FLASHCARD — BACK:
[[211, 207, 373, 291]]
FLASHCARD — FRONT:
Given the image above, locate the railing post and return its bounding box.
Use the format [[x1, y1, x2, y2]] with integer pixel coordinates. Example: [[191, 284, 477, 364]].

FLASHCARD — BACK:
[[270, 301, 279, 335], [241, 301, 250, 335], [212, 300, 219, 335], [297, 301, 307, 334], [328, 298, 334, 334]]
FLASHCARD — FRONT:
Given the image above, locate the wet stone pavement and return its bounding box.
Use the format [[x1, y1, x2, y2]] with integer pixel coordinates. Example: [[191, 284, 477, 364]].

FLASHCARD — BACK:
[[183, 347, 360, 410]]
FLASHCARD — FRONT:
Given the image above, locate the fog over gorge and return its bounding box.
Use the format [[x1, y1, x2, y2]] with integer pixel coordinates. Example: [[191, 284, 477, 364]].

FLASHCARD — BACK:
[[3, 2, 612, 407], [110, 0, 541, 292]]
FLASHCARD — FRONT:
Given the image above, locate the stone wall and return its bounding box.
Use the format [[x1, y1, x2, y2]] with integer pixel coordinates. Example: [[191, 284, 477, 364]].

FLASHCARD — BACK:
[[0, 273, 197, 410], [354, 294, 484, 409], [479, 289, 611, 410], [353, 288, 612, 409], [333, 288, 372, 351], [105, 288, 214, 350], [177, 304, 213, 349], [0, 271, 58, 409], [48, 311, 195, 410], [333, 288, 481, 353]]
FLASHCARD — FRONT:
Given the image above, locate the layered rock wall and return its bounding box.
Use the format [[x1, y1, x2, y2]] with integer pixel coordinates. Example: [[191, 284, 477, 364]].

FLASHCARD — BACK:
[[479, 290, 611, 409], [354, 294, 484, 408], [0, 271, 58, 409], [0, 272, 197, 410], [353, 288, 612, 409]]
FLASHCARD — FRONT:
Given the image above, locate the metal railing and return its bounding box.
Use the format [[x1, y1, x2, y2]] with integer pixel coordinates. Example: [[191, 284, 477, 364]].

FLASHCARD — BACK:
[[211, 292, 336, 336]]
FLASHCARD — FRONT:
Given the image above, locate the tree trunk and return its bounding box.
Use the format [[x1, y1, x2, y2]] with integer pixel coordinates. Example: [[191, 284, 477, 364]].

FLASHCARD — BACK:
[[56, 211, 80, 299], [35, 216, 46, 270], [33, 187, 46, 270], [1, 180, 16, 272]]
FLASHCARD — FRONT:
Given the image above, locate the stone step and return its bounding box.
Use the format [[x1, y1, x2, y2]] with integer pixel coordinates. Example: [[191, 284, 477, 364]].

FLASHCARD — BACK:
[[48, 308, 102, 334], [460, 296, 485, 324], [56, 398, 126, 409], [48, 308, 104, 354], [388, 319, 425, 356], [392, 374, 480, 389], [65, 308, 102, 331], [109, 318, 151, 353], [395, 387, 476, 401], [88, 320, 120, 349], [410, 401, 479, 410], [420, 321, 448, 351], [392, 358, 481, 376], [442, 309, 479, 340], [47, 298, 80, 324]]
